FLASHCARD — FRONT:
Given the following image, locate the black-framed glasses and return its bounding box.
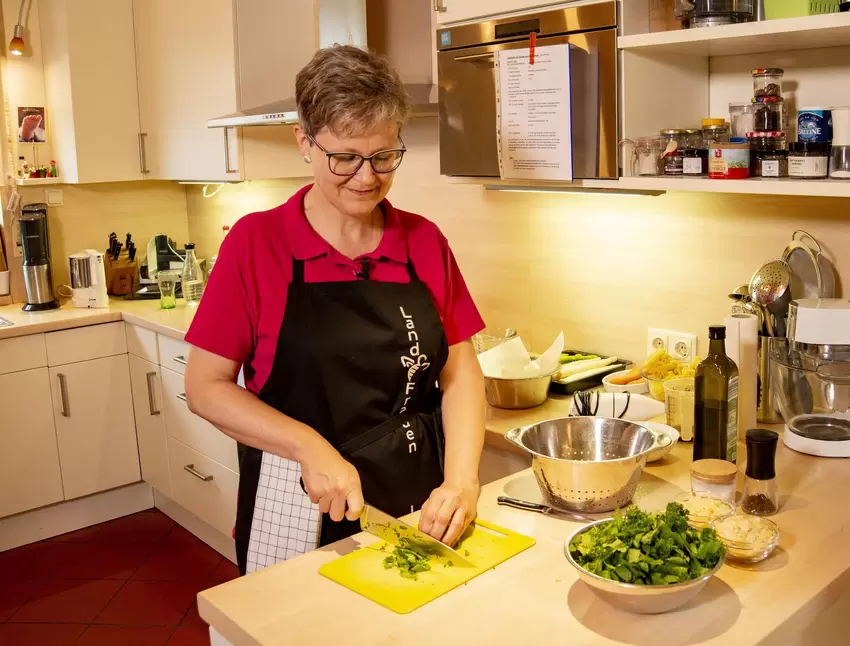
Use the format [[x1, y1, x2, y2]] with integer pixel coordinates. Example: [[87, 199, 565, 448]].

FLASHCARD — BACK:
[[308, 135, 406, 176]]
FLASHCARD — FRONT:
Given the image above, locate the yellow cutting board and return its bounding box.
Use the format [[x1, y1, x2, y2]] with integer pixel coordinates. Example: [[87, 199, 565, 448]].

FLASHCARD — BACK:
[[319, 520, 535, 614]]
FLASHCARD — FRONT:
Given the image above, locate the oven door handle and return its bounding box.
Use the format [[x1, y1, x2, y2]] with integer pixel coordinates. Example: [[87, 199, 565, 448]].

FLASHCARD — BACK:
[[454, 52, 495, 63]]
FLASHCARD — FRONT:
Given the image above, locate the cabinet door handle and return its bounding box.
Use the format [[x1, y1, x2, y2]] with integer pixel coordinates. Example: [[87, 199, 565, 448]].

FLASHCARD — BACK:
[[176, 392, 187, 402], [58, 373, 70, 417], [184, 464, 213, 482], [223, 127, 237, 173], [138, 133, 150, 175], [173, 355, 188, 366], [434, 0, 447, 12], [454, 52, 495, 63], [146, 371, 161, 416]]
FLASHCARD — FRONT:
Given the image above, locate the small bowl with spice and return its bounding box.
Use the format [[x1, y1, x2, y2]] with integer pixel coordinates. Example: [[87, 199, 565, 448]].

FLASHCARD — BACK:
[[674, 493, 735, 529], [712, 514, 780, 563]]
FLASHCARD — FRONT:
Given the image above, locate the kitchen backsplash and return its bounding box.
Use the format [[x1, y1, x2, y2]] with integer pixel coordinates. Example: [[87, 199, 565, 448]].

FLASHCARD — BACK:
[[17, 181, 189, 288], [187, 122, 849, 363]]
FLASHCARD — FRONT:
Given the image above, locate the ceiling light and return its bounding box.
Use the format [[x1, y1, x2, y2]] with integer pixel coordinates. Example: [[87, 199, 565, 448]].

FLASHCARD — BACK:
[[8, 0, 28, 56]]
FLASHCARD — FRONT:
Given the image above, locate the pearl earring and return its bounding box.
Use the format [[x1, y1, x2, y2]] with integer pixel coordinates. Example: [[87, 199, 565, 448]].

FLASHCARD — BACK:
[[303, 156, 312, 163]]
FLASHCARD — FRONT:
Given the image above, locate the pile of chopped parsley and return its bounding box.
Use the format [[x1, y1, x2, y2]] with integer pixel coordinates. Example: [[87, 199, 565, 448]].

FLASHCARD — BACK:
[[382, 538, 432, 580], [569, 503, 725, 585]]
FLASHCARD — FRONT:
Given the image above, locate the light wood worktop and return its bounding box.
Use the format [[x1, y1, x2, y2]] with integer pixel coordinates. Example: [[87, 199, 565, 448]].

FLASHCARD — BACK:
[[197, 428, 850, 646], [0, 299, 196, 341]]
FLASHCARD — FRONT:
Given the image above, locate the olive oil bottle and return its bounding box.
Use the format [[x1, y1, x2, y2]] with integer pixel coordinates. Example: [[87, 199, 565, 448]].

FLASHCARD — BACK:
[[693, 325, 739, 463]]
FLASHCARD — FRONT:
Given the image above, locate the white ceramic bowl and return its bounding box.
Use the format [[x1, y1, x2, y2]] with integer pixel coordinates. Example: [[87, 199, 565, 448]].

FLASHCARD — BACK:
[[642, 422, 680, 462], [603, 370, 649, 394]]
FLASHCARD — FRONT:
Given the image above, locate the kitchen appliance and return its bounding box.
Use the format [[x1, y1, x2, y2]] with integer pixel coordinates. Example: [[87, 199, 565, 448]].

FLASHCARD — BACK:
[[436, 2, 617, 179], [19, 203, 58, 311], [69, 250, 108, 309], [359, 506, 473, 567], [137, 234, 184, 299], [771, 299, 850, 457], [504, 417, 657, 512], [319, 519, 534, 614], [677, 0, 755, 26]]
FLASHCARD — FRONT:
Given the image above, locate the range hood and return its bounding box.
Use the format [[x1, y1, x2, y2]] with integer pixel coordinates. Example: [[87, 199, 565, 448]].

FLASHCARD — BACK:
[[207, 84, 437, 129]]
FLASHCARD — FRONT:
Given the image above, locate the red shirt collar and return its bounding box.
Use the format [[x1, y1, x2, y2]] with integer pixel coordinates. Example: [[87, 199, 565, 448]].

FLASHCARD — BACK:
[[282, 184, 408, 264]]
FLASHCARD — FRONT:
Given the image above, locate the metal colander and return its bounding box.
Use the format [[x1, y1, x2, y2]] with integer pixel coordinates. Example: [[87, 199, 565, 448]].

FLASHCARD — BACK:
[[505, 417, 658, 513]]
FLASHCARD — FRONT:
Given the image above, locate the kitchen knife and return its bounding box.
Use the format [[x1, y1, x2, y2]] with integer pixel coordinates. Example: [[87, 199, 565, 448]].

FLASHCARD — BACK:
[[360, 505, 474, 567], [497, 496, 596, 523]]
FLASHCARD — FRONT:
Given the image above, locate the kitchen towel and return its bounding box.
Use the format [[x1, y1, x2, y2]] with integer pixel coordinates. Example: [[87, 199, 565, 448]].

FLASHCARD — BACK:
[[724, 313, 759, 442]]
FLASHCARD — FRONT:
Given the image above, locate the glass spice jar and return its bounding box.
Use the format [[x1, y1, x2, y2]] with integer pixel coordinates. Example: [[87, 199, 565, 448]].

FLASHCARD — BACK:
[[752, 98, 785, 132], [789, 141, 829, 179], [747, 131, 786, 176], [632, 136, 664, 176], [741, 429, 779, 516], [660, 129, 687, 175], [752, 68, 784, 99], [683, 148, 709, 175], [691, 459, 737, 504], [702, 124, 730, 148], [682, 129, 703, 149], [756, 150, 789, 178]]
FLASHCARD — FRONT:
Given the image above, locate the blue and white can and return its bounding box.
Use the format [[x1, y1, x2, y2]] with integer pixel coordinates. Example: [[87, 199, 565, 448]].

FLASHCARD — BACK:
[[798, 108, 832, 143]]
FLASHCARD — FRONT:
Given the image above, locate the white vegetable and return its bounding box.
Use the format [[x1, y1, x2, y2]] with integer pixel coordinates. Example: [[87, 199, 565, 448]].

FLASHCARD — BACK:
[[555, 356, 617, 381], [557, 362, 621, 385]]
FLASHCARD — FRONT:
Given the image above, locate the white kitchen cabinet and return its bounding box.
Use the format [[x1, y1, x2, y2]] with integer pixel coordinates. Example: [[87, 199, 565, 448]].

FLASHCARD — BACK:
[[39, 0, 144, 183], [434, 0, 562, 25], [50, 355, 141, 500], [0, 368, 64, 518], [128, 354, 171, 497]]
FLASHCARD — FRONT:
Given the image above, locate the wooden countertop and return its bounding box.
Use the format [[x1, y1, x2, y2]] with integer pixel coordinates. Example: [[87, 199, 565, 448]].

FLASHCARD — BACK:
[[0, 299, 196, 341], [197, 430, 850, 646]]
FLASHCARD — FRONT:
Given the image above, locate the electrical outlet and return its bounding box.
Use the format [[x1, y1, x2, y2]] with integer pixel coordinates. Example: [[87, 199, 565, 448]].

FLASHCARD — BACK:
[[647, 329, 697, 362]]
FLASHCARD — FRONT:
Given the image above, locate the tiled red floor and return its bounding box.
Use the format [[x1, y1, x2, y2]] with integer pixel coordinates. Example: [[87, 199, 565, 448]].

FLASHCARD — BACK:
[[0, 509, 233, 645]]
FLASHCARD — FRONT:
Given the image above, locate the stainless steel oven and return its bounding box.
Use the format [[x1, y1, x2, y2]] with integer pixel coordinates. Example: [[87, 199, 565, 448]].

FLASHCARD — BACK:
[[437, 2, 618, 179]]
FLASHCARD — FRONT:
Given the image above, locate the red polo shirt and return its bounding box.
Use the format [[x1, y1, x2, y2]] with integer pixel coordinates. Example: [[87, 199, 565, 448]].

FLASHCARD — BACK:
[[185, 185, 485, 395]]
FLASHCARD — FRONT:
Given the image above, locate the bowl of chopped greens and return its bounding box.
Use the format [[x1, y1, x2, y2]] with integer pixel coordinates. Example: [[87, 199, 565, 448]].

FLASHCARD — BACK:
[[565, 503, 726, 614]]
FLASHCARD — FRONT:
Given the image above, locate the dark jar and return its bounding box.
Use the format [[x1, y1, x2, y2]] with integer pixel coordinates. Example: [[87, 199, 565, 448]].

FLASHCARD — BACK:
[[747, 131, 787, 176], [752, 99, 785, 132], [682, 148, 709, 175], [789, 141, 829, 179]]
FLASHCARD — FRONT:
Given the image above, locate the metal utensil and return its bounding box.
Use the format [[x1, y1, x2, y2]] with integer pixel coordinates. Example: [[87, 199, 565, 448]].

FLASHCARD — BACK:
[[497, 496, 597, 522], [359, 505, 474, 567], [750, 259, 792, 335], [505, 417, 656, 513], [782, 230, 835, 299]]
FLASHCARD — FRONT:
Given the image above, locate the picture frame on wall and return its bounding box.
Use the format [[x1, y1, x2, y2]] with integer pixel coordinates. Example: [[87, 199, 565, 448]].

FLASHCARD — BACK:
[[18, 106, 47, 143]]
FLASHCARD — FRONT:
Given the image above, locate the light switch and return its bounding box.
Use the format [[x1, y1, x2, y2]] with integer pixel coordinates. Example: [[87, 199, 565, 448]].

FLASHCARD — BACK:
[[45, 189, 63, 206]]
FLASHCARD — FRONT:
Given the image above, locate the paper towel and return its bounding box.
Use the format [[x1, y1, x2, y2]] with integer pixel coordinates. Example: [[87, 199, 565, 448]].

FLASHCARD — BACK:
[[477, 333, 564, 379], [724, 313, 759, 442]]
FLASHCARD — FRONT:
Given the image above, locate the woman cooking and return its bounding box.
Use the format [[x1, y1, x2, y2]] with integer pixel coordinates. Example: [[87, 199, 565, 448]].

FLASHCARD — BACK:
[[184, 45, 487, 575]]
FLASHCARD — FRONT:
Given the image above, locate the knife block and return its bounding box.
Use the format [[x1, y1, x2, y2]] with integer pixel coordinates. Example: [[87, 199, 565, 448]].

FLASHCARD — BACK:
[[105, 253, 136, 296]]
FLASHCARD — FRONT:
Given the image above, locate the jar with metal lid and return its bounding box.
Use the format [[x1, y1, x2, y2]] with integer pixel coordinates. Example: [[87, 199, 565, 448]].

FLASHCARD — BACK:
[[683, 148, 709, 175], [752, 68, 784, 99], [752, 98, 785, 132], [691, 459, 737, 504], [632, 136, 664, 176], [660, 129, 687, 175], [789, 141, 829, 179], [682, 129, 703, 149], [747, 131, 787, 175], [756, 150, 789, 178], [703, 124, 730, 147]]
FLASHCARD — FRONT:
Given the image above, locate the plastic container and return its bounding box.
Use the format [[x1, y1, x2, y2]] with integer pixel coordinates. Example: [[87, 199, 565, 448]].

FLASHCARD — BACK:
[[752, 68, 784, 98], [181, 243, 205, 306], [709, 142, 750, 179], [664, 377, 696, 441], [788, 141, 829, 179], [691, 458, 737, 503], [797, 108, 833, 144], [712, 514, 780, 563], [730, 103, 754, 139]]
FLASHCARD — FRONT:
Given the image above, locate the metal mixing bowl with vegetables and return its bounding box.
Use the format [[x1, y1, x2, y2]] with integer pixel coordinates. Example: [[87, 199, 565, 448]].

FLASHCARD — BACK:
[[565, 503, 726, 613]]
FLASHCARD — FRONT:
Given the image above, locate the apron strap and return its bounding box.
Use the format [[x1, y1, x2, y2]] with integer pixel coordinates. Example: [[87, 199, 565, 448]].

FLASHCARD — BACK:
[[337, 412, 418, 457], [405, 258, 420, 282]]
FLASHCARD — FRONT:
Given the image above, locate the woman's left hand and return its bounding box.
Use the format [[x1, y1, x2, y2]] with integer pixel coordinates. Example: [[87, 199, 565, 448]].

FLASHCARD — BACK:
[[418, 480, 480, 547]]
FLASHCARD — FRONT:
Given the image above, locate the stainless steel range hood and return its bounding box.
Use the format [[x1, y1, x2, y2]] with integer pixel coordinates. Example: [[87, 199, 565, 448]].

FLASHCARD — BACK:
[[207, 84, 437, 129]]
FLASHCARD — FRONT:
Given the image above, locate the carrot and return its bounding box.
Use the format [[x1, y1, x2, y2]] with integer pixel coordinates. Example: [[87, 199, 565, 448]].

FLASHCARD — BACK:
[[609, 368, 641, 385]]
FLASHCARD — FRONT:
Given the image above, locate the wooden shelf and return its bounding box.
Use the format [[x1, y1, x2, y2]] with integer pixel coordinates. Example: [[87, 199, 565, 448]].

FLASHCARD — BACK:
[[15, 177, 62, 186], [619, 13, 850, 57], [617, 176, 850, 197]]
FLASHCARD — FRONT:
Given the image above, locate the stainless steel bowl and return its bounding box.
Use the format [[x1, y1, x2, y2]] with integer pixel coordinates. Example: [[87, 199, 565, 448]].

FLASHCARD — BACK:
[[505, 417, 657, 512], [565, 519, 725, 614], [484, 372, 554, 409]]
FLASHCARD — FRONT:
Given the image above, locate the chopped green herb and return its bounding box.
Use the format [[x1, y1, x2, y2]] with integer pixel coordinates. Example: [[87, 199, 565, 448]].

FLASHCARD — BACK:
[[569, 503, 725, 586], [445, 561, 454, 568], [463, 549, 471, 557], [382, 539, 432, 580]]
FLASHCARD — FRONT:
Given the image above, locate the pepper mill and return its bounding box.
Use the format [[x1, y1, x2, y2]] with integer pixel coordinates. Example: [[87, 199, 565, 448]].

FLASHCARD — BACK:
[[742, 429, 779, 516]]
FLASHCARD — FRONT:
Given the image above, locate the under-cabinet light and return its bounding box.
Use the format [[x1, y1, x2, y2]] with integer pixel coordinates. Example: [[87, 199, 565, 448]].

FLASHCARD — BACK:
[[484, 185, 664, 197], [176, 182, 233, 198]]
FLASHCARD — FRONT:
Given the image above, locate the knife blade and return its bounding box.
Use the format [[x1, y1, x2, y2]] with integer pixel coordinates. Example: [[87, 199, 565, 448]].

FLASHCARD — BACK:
[[360, 505, 474, 567]]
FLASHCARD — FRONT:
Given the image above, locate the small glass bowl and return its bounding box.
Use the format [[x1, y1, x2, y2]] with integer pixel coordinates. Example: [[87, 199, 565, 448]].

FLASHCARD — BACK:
[[711, 514, 780, 563], [674, 493, 735, 529], [640, 370, 667, 401]]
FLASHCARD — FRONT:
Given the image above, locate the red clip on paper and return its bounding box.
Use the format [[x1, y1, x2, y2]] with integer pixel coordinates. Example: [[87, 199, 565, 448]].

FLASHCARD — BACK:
[[529, 31, 536, 65]]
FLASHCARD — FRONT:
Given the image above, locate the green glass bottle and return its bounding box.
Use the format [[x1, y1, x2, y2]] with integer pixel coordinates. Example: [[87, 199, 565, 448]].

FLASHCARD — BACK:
[[693, 325, 739, 464]]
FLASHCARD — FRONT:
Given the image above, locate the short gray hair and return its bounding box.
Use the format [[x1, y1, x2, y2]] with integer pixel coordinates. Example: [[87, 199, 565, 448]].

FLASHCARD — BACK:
[[296, 45, 411, 138]]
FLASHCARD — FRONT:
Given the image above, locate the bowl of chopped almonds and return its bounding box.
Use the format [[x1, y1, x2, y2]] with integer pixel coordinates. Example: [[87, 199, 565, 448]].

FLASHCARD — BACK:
[[711, 514, 780, 563]]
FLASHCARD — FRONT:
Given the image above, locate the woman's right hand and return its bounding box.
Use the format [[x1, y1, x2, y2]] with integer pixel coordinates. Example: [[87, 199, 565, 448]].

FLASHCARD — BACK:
[[299, 437, 364, 523]]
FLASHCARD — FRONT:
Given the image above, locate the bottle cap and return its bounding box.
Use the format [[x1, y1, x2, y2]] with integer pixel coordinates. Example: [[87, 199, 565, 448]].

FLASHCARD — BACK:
[[702, 118, 726, 127], [184, 243, 196, 250], [708, 325, 726, 340], [691, 459, 737, 485], [745, 429, 778, 480]]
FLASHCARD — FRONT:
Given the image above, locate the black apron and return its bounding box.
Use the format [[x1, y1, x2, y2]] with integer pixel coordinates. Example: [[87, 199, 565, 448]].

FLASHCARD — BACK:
[[235, 254, 449, 575]]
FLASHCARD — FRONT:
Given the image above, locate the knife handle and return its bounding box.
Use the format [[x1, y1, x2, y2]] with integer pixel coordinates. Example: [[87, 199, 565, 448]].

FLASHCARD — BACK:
[[497, 496, 548, 513]]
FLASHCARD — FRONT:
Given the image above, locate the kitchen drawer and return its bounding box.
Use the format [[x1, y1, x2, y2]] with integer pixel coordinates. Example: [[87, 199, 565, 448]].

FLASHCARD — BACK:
[[160, 366, 239, 471], [45, 322, 127, 366], [0, 334, 48, 375], [126, 324, 159, 364], [168, 436, 238, 537], [158, 334, 190, 374]]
